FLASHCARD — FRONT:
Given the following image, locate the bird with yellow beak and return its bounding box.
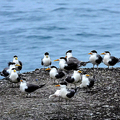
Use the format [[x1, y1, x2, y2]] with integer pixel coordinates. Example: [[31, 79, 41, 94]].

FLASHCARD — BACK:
[[41, 52, 52, 69]]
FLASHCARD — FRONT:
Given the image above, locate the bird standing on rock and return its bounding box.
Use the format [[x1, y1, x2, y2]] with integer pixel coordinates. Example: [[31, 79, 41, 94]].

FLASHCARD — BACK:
[[54, 57, 68, 70], [46, 66, 65, 83], [41, 52, 52, 69], [65, 50, 89, 70], [79, 74, 95, 89], [54, 57, 81, 71], [13, 55, 22, 72], [20, 79, 45, 96], [101, 51, 120, 68], [65, 70, 82, 88], [88, 50, 103, 69], [7, 68, 21, 84], [49, 81, 77, 101]]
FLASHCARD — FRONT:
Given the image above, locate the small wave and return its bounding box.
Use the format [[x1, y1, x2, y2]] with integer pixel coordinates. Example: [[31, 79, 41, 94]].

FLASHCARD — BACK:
[[98, 8, 120, 14], [0, 11, 25, 17], [38, 26, 67, 31], [56, 3, 68, 6], [26, 35, 53, 40], [51, 7, 68, 12], [76, 32, 112, 38], [76, 33, 97, 37]]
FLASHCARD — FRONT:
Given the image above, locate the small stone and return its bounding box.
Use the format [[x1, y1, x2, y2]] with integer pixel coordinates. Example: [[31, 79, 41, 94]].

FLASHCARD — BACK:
[[102, 105, 109, 108]]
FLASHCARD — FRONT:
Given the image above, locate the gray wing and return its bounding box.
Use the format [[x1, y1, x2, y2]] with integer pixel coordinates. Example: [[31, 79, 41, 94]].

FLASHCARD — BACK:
[[67, 57, 80, 65], [80, 61, 90, 67]]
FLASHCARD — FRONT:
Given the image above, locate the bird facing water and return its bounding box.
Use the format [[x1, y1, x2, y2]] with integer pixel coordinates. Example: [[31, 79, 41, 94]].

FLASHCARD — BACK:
[[65, 50, 89, 70]]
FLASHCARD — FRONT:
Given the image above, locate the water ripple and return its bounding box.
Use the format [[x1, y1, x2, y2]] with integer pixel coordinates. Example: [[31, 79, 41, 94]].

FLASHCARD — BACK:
[[98, 8, 120, 14], [76, 32, 112, 38], [26, 35, 53, 40], [0, 0, 120, 75], [51, 7, 68, 12]]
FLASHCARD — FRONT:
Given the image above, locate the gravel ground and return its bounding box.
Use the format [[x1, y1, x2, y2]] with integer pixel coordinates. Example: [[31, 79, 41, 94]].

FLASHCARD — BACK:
[[0, 68, 120, 120]]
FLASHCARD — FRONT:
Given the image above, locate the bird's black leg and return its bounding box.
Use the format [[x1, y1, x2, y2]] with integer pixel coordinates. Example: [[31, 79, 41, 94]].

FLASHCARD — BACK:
[[53, 79, 55, 84], [73, 83, 76, 89], [65, 99, 68, 105], [11, 83, 14, 88], [96, 65, 99, 87], [57, 79, 59, 84], [93, 65, 95, 74]]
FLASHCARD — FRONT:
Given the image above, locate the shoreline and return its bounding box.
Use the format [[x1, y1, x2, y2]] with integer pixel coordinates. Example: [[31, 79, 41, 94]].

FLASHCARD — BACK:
[[0, 67, 120, 120]]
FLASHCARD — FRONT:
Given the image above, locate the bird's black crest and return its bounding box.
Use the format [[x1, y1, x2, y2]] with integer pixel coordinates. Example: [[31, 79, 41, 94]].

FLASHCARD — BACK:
[[105, 51, 110, 53], [51, 66, 58, 69], [104, 51, 111, 55], [60, 57, 67, 61], [45, 52, 49, 55], [66, 50, 72, 54], [8, 62, 15, 66], [14, 55, 18, 57], [91, 50, 97, 53], [60, 81, 67, 86]]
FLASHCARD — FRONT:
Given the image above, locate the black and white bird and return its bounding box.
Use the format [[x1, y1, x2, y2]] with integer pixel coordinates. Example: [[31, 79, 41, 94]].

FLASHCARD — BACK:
[[54, 57, 69, 70], [88, 50, 103, 69], [65, 70, 82, 88], [101, 51, 120, 68], [79, 74, 95, 89], [54, 57, 82, 71], [1, 62, 16, 77], [49, 81, 76, 100], [7, 68, 21, 83], [41, 52, 52, 69], [46, 66, 65, 83], [65, 50, 89, 70], [13, 55, 22, 72], [20, 79, 45, 96]]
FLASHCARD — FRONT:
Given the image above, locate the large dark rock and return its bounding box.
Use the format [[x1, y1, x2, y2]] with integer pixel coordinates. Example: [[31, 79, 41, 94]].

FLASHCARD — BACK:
[[0, 68, 120, 120]]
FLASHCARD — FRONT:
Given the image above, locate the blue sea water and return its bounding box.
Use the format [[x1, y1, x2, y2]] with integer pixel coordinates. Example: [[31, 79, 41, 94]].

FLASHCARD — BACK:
[[0, 0, 120, 79]]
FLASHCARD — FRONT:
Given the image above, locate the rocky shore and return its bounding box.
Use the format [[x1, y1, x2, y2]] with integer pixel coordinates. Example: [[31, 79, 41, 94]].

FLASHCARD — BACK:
[[0, 68, 120, 120]]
